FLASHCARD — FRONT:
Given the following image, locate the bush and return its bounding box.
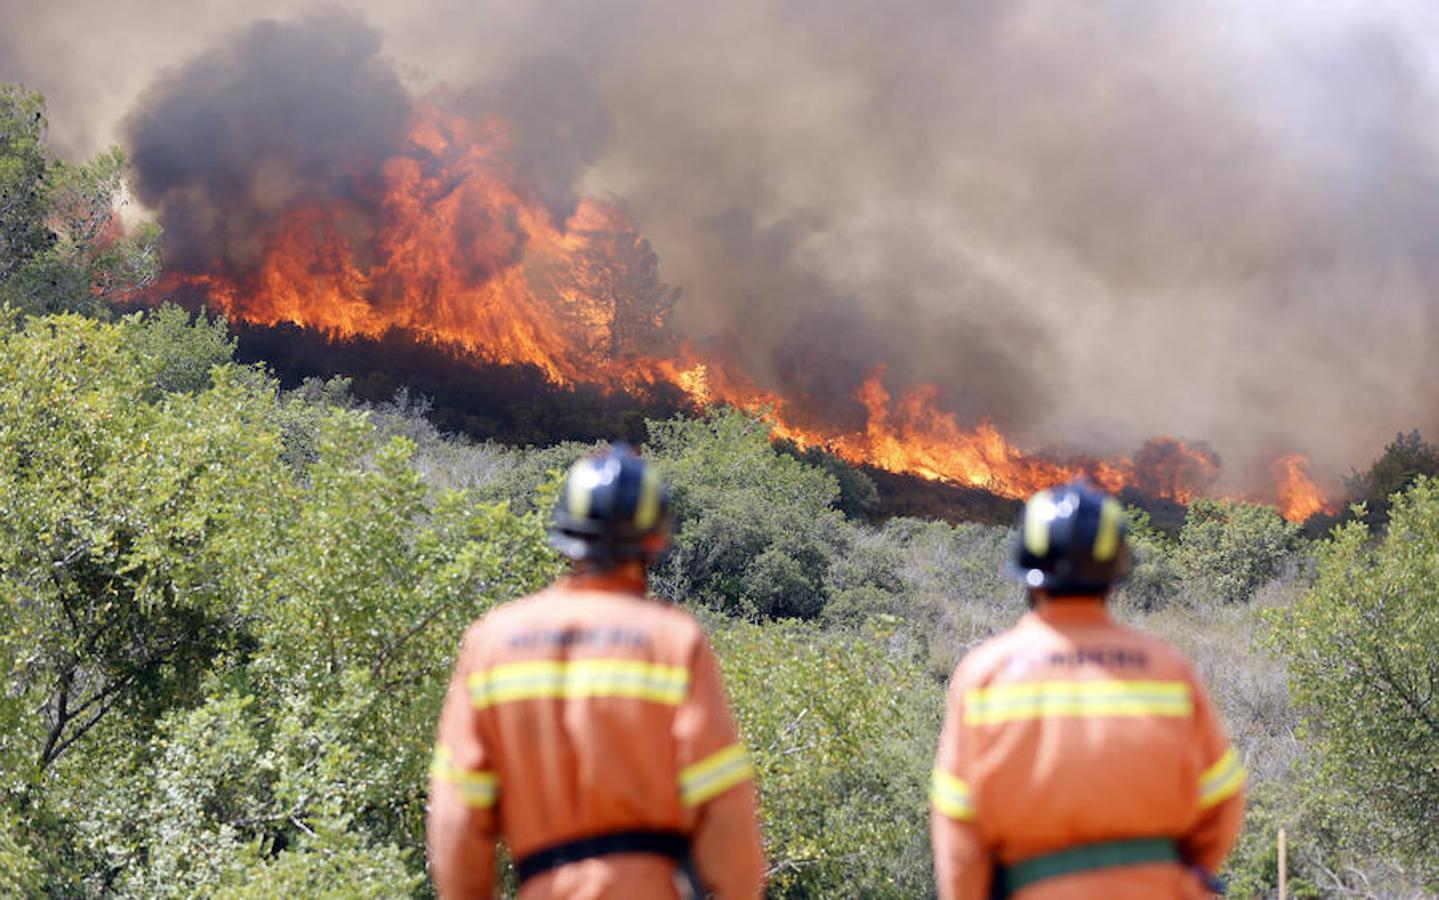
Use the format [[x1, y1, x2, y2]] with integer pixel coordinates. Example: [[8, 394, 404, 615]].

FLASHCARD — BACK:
[[1112, 507, 1182, 611], [648, 409, 848, 618], [123, 304, 236, 396], [1176, 499, 1302, 605], [711, 617, 942, 897], [774, 440, 880, 520], [1267, 478, 1439, 882]]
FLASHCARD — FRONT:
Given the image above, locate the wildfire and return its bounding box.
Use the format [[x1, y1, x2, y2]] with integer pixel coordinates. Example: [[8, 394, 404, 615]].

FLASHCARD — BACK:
[[153, 100, 1333, 521], [1272, 453, 1336, 522]]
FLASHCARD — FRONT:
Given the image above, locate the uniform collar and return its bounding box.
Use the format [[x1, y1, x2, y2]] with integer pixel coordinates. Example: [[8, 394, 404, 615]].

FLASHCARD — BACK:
[[1024, 596, 1111, 626], [560, 571, 647, 596]]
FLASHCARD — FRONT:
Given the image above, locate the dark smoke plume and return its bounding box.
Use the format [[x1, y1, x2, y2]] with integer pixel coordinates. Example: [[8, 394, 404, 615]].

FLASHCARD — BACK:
[[6, 1, 1439, 491], [122, 13, 410, 274]]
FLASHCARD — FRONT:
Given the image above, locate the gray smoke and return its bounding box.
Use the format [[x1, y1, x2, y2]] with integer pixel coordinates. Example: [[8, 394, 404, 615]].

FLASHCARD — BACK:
[[5, 0, 1439, 491], [123, 13, 410, 273]]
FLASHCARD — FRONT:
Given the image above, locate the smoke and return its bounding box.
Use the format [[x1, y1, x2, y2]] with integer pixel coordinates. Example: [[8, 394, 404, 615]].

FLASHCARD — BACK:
[[6, 0, 1439, 489], [123, 13, 411, 273]]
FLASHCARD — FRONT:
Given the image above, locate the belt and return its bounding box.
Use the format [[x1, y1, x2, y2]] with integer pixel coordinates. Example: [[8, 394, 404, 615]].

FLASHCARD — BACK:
[[515, 829, 690, 884], [995, 837, 1180, 896]]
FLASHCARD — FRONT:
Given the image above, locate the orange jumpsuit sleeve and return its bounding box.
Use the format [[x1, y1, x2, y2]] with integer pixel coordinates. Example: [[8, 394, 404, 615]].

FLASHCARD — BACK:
[[931, 669, 991, 900], [1181, 668, 1247, 877], [427, 627, 500, 900], [673, 635, 766, 899]]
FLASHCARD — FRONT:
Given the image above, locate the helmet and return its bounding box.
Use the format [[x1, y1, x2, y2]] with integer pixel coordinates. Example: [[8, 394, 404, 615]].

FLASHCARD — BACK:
[[550, 444, 671, 563], [1007, 481, 1130, 595]]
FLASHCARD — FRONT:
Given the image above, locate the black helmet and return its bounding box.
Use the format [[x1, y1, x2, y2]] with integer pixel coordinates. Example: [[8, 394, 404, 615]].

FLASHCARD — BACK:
[[550, 444, 671, 563], [1007, 481, 1130, 595]]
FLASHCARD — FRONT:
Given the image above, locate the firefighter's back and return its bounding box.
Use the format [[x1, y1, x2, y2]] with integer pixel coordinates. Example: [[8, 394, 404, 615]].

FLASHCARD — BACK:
[[456, 579, 712, 898], [430, 447, 763, 899], [957, 605, 1221, 898]]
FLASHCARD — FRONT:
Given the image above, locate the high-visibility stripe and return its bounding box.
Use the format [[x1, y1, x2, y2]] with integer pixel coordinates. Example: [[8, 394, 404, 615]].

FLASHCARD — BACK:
[[964, 679, 1193, 725], [931, 768, 975, 821], [1093, 497, 1123, 562], [430, 744, 499, 809], [468, 659, 690, 709], [679, 743, 754, 807], [634, 465, 662, 529], [1198, 747, 1247, 809]]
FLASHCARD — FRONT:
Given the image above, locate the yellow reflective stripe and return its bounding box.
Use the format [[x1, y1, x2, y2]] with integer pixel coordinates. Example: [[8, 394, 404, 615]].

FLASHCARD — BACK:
[[931, 768, 975, 821], [468, 659, 690, 709], [1198, 747, 1247, 809], [1024, 490, 1054, 556], [679, 743, 754, 807], [1093, 497, 1123, 562], [430, 744, 499, 809], [634, 465, 662, 530], [964, 680, 1193, 724], [567, 465, 596, 520]]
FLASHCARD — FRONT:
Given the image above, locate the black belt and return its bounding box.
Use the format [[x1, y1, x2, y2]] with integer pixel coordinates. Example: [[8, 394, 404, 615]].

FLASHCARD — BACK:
[[515, 829, 690, 884]]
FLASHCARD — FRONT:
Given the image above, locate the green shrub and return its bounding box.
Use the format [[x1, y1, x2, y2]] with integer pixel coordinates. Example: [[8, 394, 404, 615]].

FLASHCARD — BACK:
[[648, 409, 848, 618], [712, 617, 942, 897], [1177, 500, 1302, 605], [1112, 507, 1182, 611], [1267, 479, 1439, 882]]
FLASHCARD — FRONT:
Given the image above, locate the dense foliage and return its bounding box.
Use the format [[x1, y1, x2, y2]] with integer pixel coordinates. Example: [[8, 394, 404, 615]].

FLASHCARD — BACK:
[[1176, 499, 1303, 606], [1343, 430, 1439, 528], [0, 313, 561, 896], [715, 618, 940, 896], [1270, 481, 1439, 882], [0, 86, 159, 318]]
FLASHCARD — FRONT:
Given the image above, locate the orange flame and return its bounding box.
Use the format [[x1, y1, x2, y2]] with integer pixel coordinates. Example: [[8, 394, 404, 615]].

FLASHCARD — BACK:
[[154, 102, 1333, 521], [1272, 453, 1335, 522]]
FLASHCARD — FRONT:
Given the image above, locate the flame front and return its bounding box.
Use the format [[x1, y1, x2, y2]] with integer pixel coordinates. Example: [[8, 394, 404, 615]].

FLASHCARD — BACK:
[[154, 102, 1332, 521]]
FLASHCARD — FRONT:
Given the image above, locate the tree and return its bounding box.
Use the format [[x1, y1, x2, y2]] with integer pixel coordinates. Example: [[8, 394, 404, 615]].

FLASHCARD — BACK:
[[0, 311, 564, 893], [0, 314, 291, 774], [1176, 499, 1302, 605], [1268, 478, 1439, 882], [0, 83, 160, 318], [1344, 430, 1439, 529], [0, 86, 53, 289]]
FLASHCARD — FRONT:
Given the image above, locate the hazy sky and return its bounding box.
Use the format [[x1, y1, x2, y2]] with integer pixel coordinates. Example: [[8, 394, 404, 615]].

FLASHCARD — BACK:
[[4, 1, 1439, 489]]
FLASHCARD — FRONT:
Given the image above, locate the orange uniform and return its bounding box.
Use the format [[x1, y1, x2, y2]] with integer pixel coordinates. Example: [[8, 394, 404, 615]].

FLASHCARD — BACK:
[[931, 599, 1246, 899], [427, 572, 766, 899]]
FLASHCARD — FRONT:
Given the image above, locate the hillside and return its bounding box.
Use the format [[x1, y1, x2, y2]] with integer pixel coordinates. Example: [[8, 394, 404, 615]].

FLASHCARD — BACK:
[[4, 76, 1439, 898], [0, 306, 1434, 897]]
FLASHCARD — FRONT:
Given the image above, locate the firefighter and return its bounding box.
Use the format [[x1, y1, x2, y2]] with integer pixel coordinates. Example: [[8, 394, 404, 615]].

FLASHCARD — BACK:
[[931, 482, 1246, 899], [427, 445, 766, 900]]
